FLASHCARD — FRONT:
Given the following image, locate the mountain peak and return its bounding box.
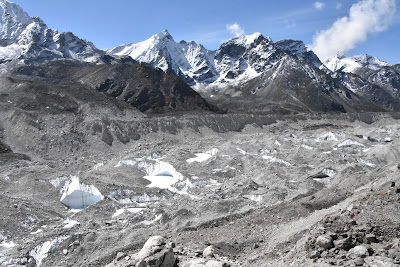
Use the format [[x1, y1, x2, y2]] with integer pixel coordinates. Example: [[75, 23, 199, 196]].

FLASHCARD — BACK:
[[326, 53, 391, 73], [156, 29, 173, 40]]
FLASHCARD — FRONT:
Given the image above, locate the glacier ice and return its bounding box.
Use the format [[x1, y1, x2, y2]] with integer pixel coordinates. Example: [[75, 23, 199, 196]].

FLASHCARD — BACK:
[[60, 176, 103, 210], [29, 236, 69, 267]]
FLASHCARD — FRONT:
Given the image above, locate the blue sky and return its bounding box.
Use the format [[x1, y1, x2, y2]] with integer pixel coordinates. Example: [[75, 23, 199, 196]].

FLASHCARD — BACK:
[[11, 0, 400, 64]]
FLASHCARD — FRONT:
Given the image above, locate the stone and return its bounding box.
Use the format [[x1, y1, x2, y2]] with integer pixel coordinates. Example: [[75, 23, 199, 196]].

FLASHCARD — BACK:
[[203, 246, 214, 258], [63, 249, 68, 255], [316, 235, 333, 250], [116, 252, 126, 261], [388, 249, 400, 259], [354, 257, 365, 266], [366, 234, 379, 243], [135, 236, 177, 267], [310, 251, 321, 259], [84, 232, 96, 243], [334, 238, 356, 251], [348, 245, 369, 258]]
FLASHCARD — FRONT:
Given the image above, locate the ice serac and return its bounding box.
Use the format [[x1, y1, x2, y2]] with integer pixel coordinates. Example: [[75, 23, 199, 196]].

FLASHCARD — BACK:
[[60, 176, 103, 209], [0, 0, 104, 63]]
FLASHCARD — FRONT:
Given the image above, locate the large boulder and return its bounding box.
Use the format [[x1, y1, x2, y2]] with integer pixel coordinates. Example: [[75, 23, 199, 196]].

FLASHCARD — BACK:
[[136, 236, 177, 267], [348, 245, 369, 258], [316, 235, 333, 250]]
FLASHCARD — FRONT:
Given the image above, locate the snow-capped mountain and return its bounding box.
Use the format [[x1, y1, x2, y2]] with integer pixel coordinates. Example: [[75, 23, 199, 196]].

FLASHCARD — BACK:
[[326, 54, 391, 73], [0, 0, 104, 64], [108, 30, 324, 91]]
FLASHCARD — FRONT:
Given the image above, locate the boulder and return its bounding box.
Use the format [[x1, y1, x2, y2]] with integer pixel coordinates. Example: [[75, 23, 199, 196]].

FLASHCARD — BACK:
[[203, 246, 215, 258], [316, 235, 333, 250], [334, 237, 356, 251], [136, 236, 177, 267], [348, 245, 369, 258]]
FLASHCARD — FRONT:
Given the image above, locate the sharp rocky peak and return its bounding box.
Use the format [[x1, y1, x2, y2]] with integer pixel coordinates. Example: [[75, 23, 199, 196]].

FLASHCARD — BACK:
[[0, 0, 104, 63]]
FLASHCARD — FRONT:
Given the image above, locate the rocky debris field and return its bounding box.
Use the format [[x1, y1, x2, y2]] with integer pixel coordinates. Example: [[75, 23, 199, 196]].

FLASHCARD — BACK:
[[1, 111, 400, 266]]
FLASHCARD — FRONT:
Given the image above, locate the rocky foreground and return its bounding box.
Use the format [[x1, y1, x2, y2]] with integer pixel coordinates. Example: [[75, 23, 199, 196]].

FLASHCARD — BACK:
[[1, 111, 400, 266]]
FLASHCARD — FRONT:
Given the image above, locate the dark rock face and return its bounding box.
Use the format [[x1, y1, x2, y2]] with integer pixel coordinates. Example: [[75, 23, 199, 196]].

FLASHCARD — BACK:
[[0, 140, 12, 153], [334, 69, 400, 111], [207, 56, 385, 114], [9, 59, 222, 114]]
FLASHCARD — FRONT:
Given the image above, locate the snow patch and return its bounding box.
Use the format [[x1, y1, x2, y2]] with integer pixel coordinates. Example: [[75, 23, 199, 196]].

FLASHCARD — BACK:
[[301, 144, 315, 150], [262, 155, 291, 166], [358, 159, 375, 167], [29, 236, 69, 267], [322, 168, 336, 177], [63, 219, 79, 229], [139, 161, 184, 191], [114, 160, 136, 168], [93, 163, 104, 170], [337, 139, 365, 148], [273, 140, 281, 146], [318, 132, 338, 141], [0, 241, 17, 248], [243, 194, 264, 202], [186, 148, 219, 163], [140, 214, 162, 226], [49, 176, 68, 187], [112, 207, 146, 218]]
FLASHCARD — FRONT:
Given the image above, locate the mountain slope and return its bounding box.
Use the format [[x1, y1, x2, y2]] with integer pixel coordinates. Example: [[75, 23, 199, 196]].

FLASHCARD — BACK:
[[326, 54, 391, 73], [108, 31, 324, 92], [8, 58, 221, 114], [327, 54, 400, 111], [0, 0, 104, 64], [206, 55, 385, 114], [109, 31, 392, 113]]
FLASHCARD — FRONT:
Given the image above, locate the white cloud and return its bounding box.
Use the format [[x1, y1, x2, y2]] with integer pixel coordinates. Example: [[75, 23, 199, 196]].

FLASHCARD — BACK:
[[336, 2, 343, 9], [226, 23, 245, 37], [314, 1, 325, 10], [311, 0, 396, 62]]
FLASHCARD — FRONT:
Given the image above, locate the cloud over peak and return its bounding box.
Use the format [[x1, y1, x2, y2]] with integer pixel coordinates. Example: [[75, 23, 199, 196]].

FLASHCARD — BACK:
[[311, 0, 396, 62], [226, 23, 245, 37]]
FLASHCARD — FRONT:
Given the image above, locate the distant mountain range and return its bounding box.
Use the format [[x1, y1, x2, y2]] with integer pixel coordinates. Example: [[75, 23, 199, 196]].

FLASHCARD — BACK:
[[1, 0, 399, 114]]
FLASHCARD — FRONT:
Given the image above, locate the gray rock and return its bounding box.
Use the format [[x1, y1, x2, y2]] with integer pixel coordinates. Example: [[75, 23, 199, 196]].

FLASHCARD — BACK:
[[348, 245, 369, 258], [84, 232, 96, 243], [203, 245, 215, 258], [388, 249, 400, 259], [354, 257, 365, 266], [135, 236, 177, 267], [310, 251, 321, 259], [116, 252, 126, 261], [366, 234, 379, 243], [316, 235, 333, 250], [364, 256, 396, 267], [334, 238, 356, 251]]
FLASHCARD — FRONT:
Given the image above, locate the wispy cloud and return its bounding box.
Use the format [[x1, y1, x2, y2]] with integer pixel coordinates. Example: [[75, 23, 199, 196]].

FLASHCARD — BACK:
[[314, 1, 325, 10], [226, 23, 245, 37], [336, 2, 343, 10], [311, 0, 397, 62]]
